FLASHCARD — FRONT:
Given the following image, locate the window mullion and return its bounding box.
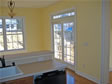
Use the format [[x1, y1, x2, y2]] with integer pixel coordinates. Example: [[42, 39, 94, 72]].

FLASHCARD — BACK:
[[21, 18, 25, 50], [2, 18, 7, 51], [61, 22, 64, 61]]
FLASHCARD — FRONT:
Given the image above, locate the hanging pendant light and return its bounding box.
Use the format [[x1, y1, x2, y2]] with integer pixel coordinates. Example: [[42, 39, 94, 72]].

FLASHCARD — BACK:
[[8, 0, 16, 18]]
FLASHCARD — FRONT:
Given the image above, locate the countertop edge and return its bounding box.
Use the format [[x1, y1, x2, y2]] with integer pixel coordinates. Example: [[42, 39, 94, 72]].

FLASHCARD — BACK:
[[0, 60, 66, 83]]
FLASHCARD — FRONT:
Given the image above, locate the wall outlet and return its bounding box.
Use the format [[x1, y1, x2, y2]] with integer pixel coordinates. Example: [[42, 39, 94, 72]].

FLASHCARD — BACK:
[[82, 64, 86, 68]]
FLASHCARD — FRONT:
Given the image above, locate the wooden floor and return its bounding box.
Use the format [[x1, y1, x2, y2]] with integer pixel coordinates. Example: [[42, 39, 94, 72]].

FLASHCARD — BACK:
[[66, 69, 112, 84], [109, 72, 112, 84]]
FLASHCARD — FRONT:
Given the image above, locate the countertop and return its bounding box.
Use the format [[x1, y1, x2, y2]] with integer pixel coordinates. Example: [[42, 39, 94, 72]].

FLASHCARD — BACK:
[[0, 60, 66, 83]]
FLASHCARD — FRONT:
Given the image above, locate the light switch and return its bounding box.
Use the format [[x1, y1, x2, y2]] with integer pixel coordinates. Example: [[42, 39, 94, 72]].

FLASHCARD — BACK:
[[83, 42, 88, 46]]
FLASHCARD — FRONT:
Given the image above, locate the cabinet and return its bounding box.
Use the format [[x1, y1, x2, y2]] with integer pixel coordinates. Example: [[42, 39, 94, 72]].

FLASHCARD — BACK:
[[35, 70, 66, 84], [1, 76, 33, 84]]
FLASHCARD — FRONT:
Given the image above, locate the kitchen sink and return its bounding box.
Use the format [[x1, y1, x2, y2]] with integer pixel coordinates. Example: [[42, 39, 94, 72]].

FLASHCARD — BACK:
[[0, 66, 23, 79]]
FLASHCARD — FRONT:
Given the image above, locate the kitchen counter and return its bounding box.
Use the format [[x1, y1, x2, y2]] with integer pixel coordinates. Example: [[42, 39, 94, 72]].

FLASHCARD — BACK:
[[0, 60, 66, 83]]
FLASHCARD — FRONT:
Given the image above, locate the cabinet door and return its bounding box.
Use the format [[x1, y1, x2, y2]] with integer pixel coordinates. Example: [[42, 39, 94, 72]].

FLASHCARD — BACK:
[[5, 76, 33, 84]]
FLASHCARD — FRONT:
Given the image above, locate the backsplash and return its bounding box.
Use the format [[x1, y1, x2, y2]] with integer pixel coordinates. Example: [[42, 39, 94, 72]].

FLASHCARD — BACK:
[[0, 51, 54, 67]]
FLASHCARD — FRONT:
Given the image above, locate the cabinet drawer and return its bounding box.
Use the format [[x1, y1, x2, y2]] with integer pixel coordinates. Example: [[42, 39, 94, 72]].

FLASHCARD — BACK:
[[2, 76, 33, 84]]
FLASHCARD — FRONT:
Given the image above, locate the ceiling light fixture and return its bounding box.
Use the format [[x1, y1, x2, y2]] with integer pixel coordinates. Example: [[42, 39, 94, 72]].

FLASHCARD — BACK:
[[8, 0, 16, 18]]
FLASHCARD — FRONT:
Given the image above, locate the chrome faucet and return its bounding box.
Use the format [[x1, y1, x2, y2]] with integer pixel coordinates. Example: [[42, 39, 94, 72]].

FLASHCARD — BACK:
[[0, 55, 6, 68]]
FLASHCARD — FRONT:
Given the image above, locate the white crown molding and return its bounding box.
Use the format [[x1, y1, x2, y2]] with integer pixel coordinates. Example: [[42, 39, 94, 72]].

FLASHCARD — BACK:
[[109, 67, 112, 72]]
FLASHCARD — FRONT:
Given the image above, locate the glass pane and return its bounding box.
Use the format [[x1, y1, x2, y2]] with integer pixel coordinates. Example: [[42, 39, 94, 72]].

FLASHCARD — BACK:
[[7, 34, 24, 50], [7, 35, 13, 43], [63, 22, 74, 64], [0, 19, 3, 34], [13, 35, 17, 42], [54, 24, 62, 60], [5, 19, 23, 32], [7, 43, 13, 50], [0, 36, 4, 51], [18, 34, 23, 42], [53, 12, 75, 19], [18, 41, 23, 49], [13, 42, 18, 49], [0, 19, 4, 51], [5, 18, 24, 50]]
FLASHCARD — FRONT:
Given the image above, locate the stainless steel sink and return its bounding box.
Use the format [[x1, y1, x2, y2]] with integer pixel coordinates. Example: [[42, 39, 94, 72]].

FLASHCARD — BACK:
[[0, 66, 23, 79]]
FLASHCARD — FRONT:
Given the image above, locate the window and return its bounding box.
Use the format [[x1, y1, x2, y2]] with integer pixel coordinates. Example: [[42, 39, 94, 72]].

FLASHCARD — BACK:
[[53, 12, 75, 19], [52, 9, 76, 65], [0, 17, 25, 52]]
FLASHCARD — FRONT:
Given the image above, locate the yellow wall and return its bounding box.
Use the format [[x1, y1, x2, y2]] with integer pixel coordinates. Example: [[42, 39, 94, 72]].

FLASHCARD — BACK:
[[41, 0, 101, 79], [110, 29, 112, 69], [110, 0, 112, 69], [0, 7, 1, 16], [0, 0, 2, 16], [0, 0, 102, 80], [0, 7, 44, 54]]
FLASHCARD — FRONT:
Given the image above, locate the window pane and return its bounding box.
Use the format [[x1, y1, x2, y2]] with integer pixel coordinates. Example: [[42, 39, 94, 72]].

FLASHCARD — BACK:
[[5, 18, 24, 50], [13, 42, 18, 49], [0, 19, 4, 51], [18, 34, 23, 42], [54, 24, 62, 60], [7, 43, 13, 50], [63, 22, 74, 64], [6, 19, 17, 32], [13, 35, 17, 42], [0, 19, 3, 34], [0, 36, 4, 51], [7, 35, 13, 43], [6, 19, 23, 33], [53, 12, 75, 19], [18, 41, 23, 48]]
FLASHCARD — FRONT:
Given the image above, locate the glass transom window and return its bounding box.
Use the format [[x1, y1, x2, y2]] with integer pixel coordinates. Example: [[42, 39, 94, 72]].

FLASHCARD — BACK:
[[53, 12, 75, 20]]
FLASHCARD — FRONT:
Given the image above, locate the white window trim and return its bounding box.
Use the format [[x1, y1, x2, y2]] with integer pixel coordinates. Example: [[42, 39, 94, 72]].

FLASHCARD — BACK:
[[50, 8, 76, 50], [100, 0, 110, 84], [0, 16, 26, 53], [50, 8, 78, 70]]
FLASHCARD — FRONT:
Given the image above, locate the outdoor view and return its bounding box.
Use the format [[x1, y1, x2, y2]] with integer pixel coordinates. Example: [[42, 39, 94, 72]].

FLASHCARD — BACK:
[[63, 22, 74, 64], [0, 19, 4, 51], [54, 22, 74, 64], [0, 18, 24, 51], [54, 24, 62, 60]]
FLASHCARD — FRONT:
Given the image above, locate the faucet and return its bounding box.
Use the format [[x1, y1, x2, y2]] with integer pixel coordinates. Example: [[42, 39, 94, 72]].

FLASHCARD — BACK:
[[0, 55, 6, 68]]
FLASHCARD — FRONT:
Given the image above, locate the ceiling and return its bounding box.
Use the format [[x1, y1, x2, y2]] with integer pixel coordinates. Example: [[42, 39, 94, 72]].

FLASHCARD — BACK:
[[0, 0, 62, 8]]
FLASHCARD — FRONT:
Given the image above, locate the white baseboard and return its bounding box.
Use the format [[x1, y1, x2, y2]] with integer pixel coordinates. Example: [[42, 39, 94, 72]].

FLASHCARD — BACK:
[[75, 70, 100, 84], [109, 67, 112, 72]]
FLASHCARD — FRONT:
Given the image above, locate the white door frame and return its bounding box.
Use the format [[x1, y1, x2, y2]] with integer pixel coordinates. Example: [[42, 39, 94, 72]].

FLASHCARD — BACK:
[[51, 19, 76, 63], [100, 0, 110, 84]]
